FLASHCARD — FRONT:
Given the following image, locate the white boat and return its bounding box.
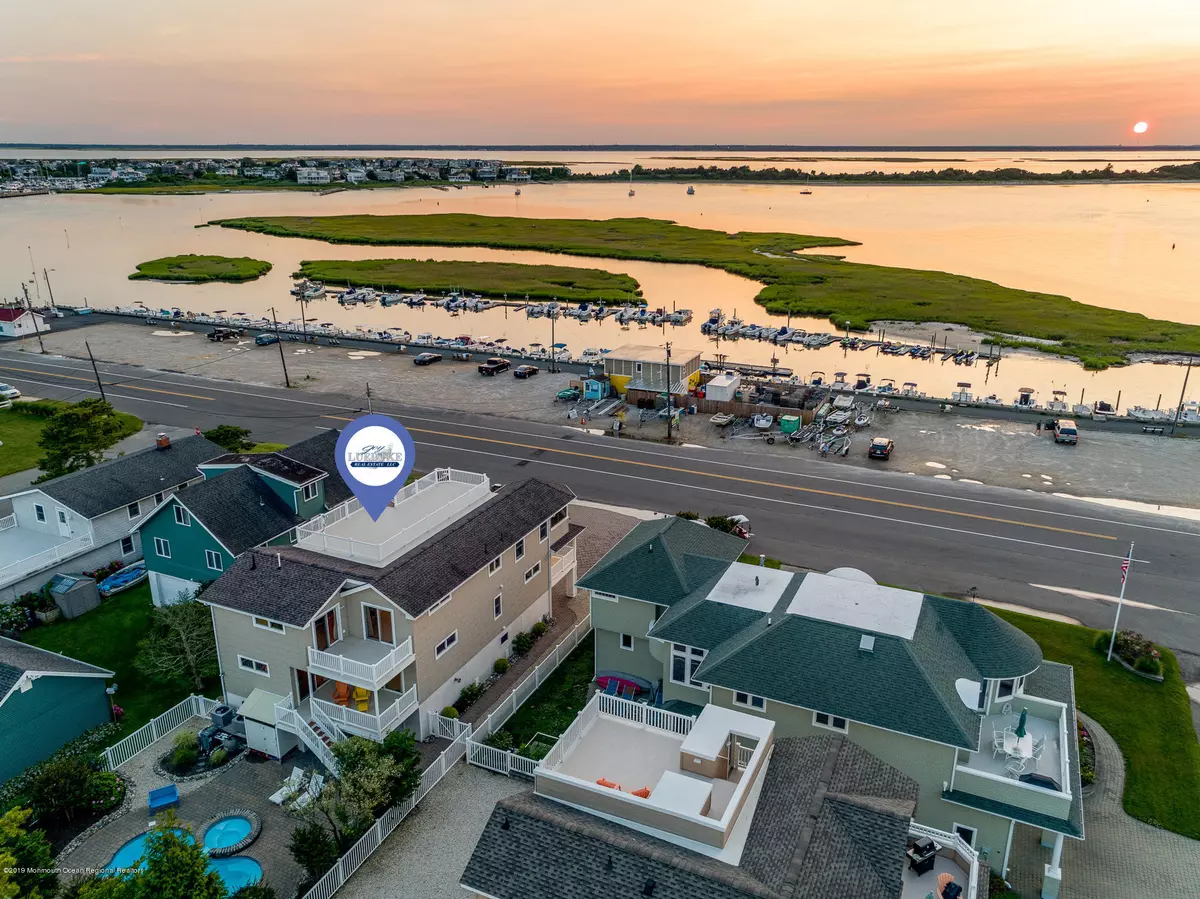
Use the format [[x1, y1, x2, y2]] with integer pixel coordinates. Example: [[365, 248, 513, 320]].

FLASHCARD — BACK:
[[982, 394, 1004, 406], [1072, 404, 1093, 418], [292, 279, 326, 300], [752, 413, 773, 431], [1045, 390, 1071, 414], [687, 185, 695, 195], [710, 413, 736, 427], [577, 348, 604, 365], [1127, 406, 1171, 422]]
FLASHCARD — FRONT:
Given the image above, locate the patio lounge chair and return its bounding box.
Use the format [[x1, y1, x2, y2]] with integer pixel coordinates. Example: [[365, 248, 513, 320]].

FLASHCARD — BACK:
[[332, 682, 351, 706], [353, 686, 370, 712], [603, 679, 618, 696], [270, 766, 307, 805], [293, 773, 325, 810], [620, 683, 636, 701]]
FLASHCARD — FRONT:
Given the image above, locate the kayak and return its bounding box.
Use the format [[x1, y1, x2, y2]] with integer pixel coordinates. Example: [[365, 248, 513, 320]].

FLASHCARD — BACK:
[[98, 561, 147, 597]]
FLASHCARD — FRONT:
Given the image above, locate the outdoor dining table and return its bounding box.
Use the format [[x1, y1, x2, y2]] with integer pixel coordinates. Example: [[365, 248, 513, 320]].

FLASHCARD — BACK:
[[1004, 732, 1034, 760]]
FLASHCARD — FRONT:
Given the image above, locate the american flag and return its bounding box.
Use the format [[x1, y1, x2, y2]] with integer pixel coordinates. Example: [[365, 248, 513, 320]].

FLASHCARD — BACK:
[[1120, 557, 1130, 583]]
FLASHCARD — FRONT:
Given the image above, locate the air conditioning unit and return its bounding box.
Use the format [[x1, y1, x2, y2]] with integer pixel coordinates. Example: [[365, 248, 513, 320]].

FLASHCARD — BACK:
[[211, 704, 235, 728]]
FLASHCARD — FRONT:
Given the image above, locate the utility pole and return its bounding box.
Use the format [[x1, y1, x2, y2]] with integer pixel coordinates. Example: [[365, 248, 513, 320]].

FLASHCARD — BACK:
[[665, 341, 673, 443], [366, 381, 373, 412], [1170, 354, 1193, 436], [86, 341, 107, 401], [269, 306, 291, 388], [21, 283, 45, 354], [549, 302, 557, 373], [43, 268, 57, 313], [27, 247, 41, 301]]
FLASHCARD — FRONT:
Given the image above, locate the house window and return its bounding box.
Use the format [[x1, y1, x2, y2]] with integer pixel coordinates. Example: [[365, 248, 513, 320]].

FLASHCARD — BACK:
[[620, 633, 634, 651], [57, 510, 68, 525], [539, 521, 548, 541], [733, 691, 766, 711], [524, 562, 541, 583], [813, 711, 848, 733], [238, 655, 270, 676], [550, 509, 567, 528], [154, 537, 171, 559], [127, 501, 140, 519], [494, 594, 503, 620], [515, 538, 525, 561], [34, 503, 46, 522], [670, 644, 706, 688], [253, 617, 285, 633], [997, 678, 1016, 700], [500, 631, 509, 645], [363, 605, 394, 644], [174, 505, 190, 526], [302, 482, 319, 502], [155, 492, 164, 504], [488, 555, 502, 575], [435, 631, 458, 659], [635, 362, 643, 373], [590, 590, 618, 602], [953, 824, 977, 848], [205, 549, 223, 572], [121, 536, 135, 555], [427, 594, 451, 615]]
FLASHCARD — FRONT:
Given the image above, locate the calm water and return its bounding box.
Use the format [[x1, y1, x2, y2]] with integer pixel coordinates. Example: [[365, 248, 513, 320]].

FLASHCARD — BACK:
[[3, 181, 1198, 407]]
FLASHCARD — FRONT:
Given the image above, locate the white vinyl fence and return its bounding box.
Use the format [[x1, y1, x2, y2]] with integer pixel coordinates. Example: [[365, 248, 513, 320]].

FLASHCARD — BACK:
[[101, 694, 221, 771]]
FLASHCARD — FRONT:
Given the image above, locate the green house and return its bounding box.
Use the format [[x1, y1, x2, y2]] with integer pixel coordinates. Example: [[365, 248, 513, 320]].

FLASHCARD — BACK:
[[0, 636, 113, 786], [136, 430, 350, 606]]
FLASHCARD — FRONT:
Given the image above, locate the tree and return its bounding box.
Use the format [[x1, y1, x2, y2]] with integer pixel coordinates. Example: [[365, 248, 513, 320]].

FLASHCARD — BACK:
[[136, 819, 225, 899], [29, 757, 94, 824], [381, 729, 422, 807], [232, 883, 276, 899], [288, 820, 339, 882], [0, 807, 57, 899], [202, 425, 255, 452], [705, 515, 737, 534], [36, 399, 129, 480], [135, 597, 218, 690]]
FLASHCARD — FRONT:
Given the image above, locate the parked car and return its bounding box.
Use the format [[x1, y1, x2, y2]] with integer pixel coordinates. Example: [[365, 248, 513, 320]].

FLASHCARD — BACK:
[[1053, 419, 1078, 445], [868, 437, 894, 460], [478, 357, 511, 375], [208, 327, 244, 342], [0, 383, 21, 400], [513, 364, 539, 379], [254, 333, 279, 346], [556, 387, 581, 401], [413, 352, 444, 366]]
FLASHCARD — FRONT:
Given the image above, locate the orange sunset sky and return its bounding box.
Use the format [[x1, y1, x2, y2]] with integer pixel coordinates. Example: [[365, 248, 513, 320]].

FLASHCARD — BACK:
[[3, 0, 1199, 144]]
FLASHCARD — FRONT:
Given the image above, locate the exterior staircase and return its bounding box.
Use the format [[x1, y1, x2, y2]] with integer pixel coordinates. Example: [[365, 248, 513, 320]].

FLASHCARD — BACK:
[[308, 719, 335, 749]]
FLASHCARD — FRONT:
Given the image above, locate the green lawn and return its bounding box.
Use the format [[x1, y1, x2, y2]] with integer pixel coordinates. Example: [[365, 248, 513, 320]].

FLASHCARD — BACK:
[[129, 254, 272, 283], [249, 442, 287, 453], [295, 258, 641, 304], [499, 639, 595, 748], [23, 583, 212, 740], [738, 552, 782, 569], [994, 609, 1200, 839], [0, 409, 49, 476], [216, 213, 1200, 369]]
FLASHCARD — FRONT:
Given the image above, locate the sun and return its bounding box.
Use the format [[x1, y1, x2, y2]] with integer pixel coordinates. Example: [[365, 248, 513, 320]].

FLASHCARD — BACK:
[[1133, 121, 1149, 134]]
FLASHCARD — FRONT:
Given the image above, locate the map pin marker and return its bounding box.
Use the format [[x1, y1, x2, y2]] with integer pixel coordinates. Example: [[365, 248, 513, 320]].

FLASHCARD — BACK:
[[335, 414, 417, 522]]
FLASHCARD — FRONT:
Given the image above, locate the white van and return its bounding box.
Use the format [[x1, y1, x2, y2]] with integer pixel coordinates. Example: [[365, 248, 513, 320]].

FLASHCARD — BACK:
[[1054, 419, 1078, 445]]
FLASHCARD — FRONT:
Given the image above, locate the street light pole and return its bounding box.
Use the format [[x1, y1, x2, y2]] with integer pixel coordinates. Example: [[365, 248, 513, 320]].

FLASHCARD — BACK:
[[43, 268, 57, 314], [86, 341, 107, 402], [1170, 355, 1193, 436], [665, 341, 673, 443], [269, 306, 291, 388], [21, 283, 46, 354]]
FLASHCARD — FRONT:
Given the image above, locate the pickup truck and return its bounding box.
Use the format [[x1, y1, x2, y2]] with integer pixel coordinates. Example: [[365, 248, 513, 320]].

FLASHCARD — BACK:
[[478, 357, 511, 375]]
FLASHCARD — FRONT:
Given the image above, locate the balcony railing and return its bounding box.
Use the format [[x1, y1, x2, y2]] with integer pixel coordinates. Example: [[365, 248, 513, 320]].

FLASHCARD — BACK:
[[908, 823, 980, 899], [307, 637, 414, 690], [0, 514, 16, 532], [550, 545, 576, 584], [313, 686, 418, 740], [0, 532, 94, 586]]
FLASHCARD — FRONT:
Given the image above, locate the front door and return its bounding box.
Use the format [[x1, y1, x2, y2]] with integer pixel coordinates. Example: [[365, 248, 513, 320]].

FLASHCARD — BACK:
[[295, 668, 311, 704], [56, 509, 71, 537], [314, 608, 340, 650]]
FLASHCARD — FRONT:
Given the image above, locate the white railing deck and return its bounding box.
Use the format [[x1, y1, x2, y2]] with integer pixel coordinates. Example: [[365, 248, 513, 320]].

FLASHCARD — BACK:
[[908, 823, 980, 899], [0, 532, 94, 585], [0, 513, 16, 532], [313, 686, 418, 740], [275, 695, 339, 774], [550, 545, 576, 583], [307, 637, 414, 688], [102, 694, 220, 771]]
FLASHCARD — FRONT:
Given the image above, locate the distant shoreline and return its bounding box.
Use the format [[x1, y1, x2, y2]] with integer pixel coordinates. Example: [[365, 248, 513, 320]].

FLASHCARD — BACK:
[[3, 142, 1199, 152]]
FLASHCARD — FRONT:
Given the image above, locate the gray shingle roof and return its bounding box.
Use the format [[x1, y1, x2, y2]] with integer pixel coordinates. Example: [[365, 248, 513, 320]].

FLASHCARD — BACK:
[[460, 734, 918, 899], [199, 478, 574, 622], [0, 635, 113, 700], [279, 429, 351, 506], [201, 452, 325, 486], [174, 467, 303, 555], [577, 517, 745, 606], [34, 435, 224, 518]]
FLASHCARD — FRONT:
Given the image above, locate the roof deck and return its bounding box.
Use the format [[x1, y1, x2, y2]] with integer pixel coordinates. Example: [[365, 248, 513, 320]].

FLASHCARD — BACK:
[[294, 468, 491, 566], [964, 710, 1064, 784], [0, 520, 93, 588]]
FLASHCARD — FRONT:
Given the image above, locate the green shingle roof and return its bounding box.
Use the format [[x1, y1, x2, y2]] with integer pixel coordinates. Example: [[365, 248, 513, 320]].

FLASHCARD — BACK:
[[923, 596, 1042, 679], [577, 517, 745, 606]]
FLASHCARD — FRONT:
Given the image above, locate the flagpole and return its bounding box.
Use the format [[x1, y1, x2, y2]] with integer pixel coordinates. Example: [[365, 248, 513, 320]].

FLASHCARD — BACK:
[[1107, 542, 1135, 662]]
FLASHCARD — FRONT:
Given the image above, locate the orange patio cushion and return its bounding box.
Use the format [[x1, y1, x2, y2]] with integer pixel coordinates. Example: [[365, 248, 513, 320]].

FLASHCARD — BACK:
[[631, 786, 652, 799], [596, 778, 620, 790]]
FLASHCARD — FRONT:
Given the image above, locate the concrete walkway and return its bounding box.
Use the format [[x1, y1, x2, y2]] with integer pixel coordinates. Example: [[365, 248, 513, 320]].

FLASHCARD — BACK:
[[1007, 712, 1200, 899]]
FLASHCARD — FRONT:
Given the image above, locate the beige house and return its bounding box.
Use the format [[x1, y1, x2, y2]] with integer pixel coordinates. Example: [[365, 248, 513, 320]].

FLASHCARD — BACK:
[[199, 469, 578, 768]]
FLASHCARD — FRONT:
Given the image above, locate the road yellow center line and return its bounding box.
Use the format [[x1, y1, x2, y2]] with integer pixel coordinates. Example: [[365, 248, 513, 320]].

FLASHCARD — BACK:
[[0, 365, 216, 401], [406, 426, 1116, 541]]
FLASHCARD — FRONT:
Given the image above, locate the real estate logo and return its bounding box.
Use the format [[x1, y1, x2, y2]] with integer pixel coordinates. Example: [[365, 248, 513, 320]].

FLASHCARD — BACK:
[[335, 414, 417, 521]]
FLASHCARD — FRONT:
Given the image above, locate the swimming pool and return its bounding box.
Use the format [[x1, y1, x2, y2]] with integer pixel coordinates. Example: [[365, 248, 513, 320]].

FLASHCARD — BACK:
[[106, 829, 192, 873], [203, 816, 253, 851], [209, 856, 263, 891]]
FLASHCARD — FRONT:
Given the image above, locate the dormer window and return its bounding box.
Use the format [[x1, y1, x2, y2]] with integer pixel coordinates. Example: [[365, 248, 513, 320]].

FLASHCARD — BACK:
[[997, 678, 1016, 700]]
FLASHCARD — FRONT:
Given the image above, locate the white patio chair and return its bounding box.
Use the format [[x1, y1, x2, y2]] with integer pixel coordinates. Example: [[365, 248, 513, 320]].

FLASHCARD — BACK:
[[1004, 757, 1026, 778], [992, 729, 1007, 759], [293, 772, 325, 810], [1031, 740, 1045, 762], [270, 766, 307, 805]]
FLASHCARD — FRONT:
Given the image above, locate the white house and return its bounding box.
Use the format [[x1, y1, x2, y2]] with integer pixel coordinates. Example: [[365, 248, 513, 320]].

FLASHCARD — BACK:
[[0, 308, 49, 339], [87, 168, 114, 183], [345, 169, 367, 184], [448, 172, 472, 183], [296, 169, 331, 185]]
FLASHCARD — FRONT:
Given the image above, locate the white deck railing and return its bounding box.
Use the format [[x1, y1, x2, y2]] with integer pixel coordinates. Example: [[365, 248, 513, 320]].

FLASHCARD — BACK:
[[296, 469, 490, 564], [0, 532, 94, 585], [101, 694, 220, 771], [736, 742, 754, 769], [0, 513, 16, 532], [550, 545, 576, 584], [313, 686, 418, 739], [307, 637, 414, 688], [311, 698, 348, 743], [908, 822, 980, 899], [275, 695, 339, 774]]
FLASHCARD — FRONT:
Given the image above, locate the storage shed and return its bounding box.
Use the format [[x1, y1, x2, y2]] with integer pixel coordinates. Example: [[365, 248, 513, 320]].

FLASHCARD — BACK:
[[238, 687, 298, 761], [704, 372, 741, 403]]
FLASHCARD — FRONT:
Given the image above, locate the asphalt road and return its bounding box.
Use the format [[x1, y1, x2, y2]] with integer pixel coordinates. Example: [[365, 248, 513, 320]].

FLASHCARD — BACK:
[[3, 346, 1199, 654]]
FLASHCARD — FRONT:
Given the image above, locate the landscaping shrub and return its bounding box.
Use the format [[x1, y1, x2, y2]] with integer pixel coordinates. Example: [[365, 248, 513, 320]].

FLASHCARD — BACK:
[[0, 603, 32, 638], [15, 586, 55, 613], [493, 657, 510, 675], [1101, 629, 1163, 675], [0, 807, 58, 899], [440, 706, 459, 719], [483, 730, 515, 751], [87, 771, 126, 816], [1134, 655, 1162, 676], [83, 560, 125, 581], [29, 757, 95, 823], [170, 731, 200, 771], [233, 883, 278, 899], [1092, 631, 1111, 654], [454, 681, 486, 712], [289, 821, 340, 882], [1078, 721, 1096, 787], [512, 632, 534, 657], [0, 721, 117, 812], [209, 747, 229, 768], [989, 872, 1021, 899], [705, 515, 737, 533], [675, 511, 699, 520], [531, 621, 548, 638], [519, 739, 553, 761], [17, 399, 67, 418]]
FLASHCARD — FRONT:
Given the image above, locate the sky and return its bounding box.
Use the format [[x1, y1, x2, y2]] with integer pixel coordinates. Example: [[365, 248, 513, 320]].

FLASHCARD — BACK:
[[3, 0, 1199, 145]]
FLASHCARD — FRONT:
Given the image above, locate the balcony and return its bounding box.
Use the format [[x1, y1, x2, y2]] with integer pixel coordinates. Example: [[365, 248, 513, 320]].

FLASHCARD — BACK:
[[307, 636, 414, 692], [902, 824, 980, 899], [295, 469, 491, 566], [309, 682, 418, 741], [0, 524, 94, 588], [550, 544, 576, 585]]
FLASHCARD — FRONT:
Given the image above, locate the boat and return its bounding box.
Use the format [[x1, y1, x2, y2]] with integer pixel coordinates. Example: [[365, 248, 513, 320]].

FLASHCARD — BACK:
[[809, 371, 826, 386], [1071, 403, 1093, 418], [1045, 390, 1071, 414], [875, 378, 897, 395], [752, 413, 773, 431], [291, 279, 326, 300], [98, 560, 147, 597], [687, 185, 695, 195], [982, 394, 1004, 406], [831, 372, 850, 391], [628, 170, 635, 197], [900, 381, 921, 397], [853, 411, 873, 428], [514, 188, 521, 196], [710, 412, 736, 427], [577, 348, 604, 365], [1127, 406, 1171, 422], [951, 382, 973, 403], [1015, 387, 1038, 408]]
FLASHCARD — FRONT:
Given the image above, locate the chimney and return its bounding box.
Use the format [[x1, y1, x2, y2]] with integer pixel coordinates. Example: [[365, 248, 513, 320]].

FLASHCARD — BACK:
[[155, 433, 171, 450], [759, 553, 766, 567]]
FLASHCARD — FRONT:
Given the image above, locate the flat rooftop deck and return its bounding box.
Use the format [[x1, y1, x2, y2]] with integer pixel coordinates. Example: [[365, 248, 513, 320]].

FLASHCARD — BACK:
[[965, 711, 1063, 784]]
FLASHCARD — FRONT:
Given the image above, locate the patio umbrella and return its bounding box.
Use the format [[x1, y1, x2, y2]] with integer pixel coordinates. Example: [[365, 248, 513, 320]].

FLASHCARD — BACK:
[[1016, 708, 1028, 739]]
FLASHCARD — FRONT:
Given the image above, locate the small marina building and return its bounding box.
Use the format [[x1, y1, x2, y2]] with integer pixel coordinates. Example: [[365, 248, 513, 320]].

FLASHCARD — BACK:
[[0, 307, 49, 338], [602, 344, 702, 397]]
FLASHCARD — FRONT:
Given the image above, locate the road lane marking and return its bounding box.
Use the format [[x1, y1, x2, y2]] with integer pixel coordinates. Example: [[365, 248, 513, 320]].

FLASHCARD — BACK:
[[0, 365, 215, 401], [407, 429, 1115, 541], [1029, 584, 1185, 615], [414, 439, 1139, 562], [0, 376, 189, 408]]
